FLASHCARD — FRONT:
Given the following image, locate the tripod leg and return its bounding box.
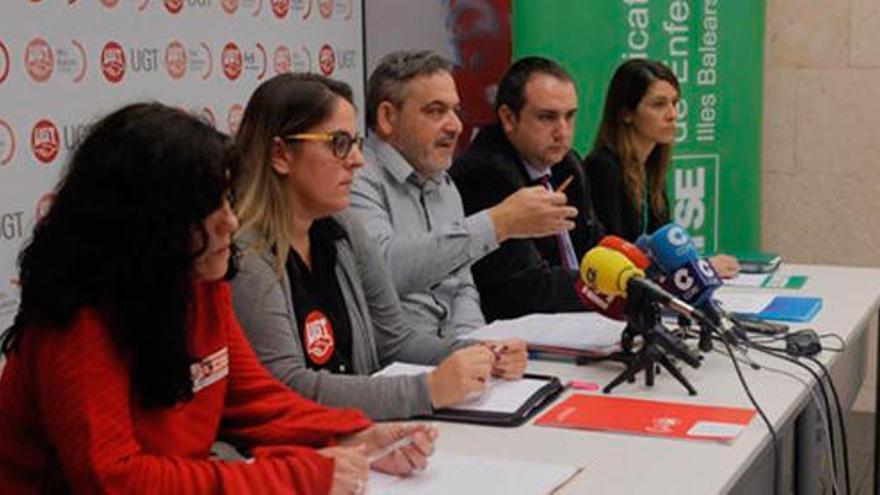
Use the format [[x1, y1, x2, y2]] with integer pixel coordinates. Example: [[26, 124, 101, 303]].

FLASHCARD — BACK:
[[656, 353, 698, 396], [603, 356, 647, 394]]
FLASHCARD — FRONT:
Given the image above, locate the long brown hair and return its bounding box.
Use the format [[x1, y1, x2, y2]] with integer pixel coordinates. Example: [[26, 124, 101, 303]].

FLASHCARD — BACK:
[[592, 59, 679, 221]]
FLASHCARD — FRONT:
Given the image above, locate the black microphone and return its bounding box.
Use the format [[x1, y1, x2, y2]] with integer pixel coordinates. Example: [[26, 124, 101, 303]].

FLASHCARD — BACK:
[[645, 223, 740, 348]]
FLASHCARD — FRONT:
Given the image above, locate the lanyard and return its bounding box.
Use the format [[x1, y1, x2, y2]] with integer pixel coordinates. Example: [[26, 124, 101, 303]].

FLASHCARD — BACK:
[[641, 167, 649, 235]]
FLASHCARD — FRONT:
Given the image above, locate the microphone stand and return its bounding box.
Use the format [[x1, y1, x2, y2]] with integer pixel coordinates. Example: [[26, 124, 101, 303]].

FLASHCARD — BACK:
[[603, 281, 702, 396]]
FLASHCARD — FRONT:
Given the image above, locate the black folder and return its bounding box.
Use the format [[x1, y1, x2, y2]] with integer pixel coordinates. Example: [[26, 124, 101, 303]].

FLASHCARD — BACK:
[[420, 373, 564, 427]]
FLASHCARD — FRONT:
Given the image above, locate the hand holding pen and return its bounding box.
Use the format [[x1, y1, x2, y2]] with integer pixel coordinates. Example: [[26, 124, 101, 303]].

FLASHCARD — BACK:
[[330, 422, 438, 494], [364, 422, 438, 474], [484, 338, 528, 379], [426, 345, 494, 408], [487, 175, 578, 242]]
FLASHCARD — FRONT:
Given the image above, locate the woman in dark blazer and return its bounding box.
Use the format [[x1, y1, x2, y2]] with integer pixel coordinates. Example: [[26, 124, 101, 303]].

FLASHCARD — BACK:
[[583, 59, 739, 277]]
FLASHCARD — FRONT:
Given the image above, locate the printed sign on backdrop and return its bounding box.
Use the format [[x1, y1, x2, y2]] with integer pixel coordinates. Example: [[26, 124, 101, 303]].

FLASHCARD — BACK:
[[0, 1, 364, 331], [513, 0, 764, 254]]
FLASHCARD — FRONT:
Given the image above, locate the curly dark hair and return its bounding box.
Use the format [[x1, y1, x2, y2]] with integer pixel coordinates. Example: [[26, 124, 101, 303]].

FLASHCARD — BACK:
[[1, 102, 237, 408]]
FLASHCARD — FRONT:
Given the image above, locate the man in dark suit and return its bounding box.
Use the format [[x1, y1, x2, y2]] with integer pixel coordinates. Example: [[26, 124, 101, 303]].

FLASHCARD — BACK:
[[451, 56, 606, 321]]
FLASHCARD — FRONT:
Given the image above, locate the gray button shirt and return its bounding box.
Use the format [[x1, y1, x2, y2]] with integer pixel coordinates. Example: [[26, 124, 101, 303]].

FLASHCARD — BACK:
[[351, 135, 499, 337]]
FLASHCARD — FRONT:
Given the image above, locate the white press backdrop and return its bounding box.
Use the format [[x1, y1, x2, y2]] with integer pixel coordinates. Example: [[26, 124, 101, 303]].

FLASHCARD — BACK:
[[0, 0, 365, 331]]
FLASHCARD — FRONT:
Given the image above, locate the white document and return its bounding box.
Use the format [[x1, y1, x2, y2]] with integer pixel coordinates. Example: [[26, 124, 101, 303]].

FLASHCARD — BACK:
[[369, 451, 582, 495], [725, 273, 771, 288], [464, 312, 624, 353], [713, 292, 775, 314], [687, 421, 747, 440], [373, 362, 549, 413]]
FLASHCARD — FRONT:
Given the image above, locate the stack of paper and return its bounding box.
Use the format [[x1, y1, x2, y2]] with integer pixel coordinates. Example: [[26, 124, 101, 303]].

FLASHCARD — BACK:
[[464, 312, 625, 356]]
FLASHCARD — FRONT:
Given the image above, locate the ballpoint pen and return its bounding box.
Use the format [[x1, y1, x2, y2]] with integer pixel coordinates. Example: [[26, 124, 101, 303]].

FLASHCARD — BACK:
[[368, 435, 416, 463]]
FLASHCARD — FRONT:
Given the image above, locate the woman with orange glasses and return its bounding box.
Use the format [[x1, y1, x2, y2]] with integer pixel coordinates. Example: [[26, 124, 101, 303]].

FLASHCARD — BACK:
[[232, 73, 499, 421]]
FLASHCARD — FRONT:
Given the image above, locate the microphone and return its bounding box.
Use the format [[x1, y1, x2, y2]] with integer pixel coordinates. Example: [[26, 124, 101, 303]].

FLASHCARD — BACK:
[[645, 223, 699, 271], [598, 235, 650, 269], [647, 224, 721, 304], [633, 233, 665, 279], [646, 223, 737, 347], [573, 236, 629, 320], [579, 246, 703, 368], [579, 246, 706, 323], [574, 278, 626, 321]]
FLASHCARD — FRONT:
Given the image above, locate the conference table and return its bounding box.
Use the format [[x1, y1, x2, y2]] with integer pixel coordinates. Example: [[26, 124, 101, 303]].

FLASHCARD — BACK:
[[434, 264, 880, 494]]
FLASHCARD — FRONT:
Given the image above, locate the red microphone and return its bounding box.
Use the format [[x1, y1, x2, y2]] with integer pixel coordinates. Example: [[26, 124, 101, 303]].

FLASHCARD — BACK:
[[598, 235, 651, 269]]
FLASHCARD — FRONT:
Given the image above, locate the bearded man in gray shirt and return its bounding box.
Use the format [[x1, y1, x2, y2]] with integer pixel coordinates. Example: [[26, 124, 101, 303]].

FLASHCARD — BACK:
[[351, 50, 577, 338]]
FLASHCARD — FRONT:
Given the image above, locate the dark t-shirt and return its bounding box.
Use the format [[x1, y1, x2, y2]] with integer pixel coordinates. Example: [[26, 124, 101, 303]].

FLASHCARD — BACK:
[[286, 218, 354, 374]]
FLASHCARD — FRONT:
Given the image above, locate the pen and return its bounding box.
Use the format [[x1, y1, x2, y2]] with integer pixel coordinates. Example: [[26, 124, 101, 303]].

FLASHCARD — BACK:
[[368, 435, 416, 463], [556, 175, 574, 193], [479, 341, 506, 362], [490, 343, 507, 361]]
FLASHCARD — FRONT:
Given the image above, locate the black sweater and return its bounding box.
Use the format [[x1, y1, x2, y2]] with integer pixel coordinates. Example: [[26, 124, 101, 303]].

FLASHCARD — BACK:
[[583, 146, 669, 242]]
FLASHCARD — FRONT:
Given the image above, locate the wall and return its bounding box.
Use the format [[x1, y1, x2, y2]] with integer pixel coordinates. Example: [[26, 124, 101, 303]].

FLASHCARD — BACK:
[[763, 0, 880, 267], [762, 0, 880, 412]]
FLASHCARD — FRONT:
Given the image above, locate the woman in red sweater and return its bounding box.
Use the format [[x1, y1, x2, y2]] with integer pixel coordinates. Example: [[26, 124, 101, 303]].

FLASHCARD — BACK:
[[0, 103, 435, 494]]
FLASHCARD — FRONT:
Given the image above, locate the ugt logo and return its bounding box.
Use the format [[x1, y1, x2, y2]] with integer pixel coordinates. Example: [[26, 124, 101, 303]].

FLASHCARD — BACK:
[[31, 119, 60, 164], [100, 41, 126, 83], [25, 38, 54, 83], [221, 0, 239, 13], [318, 43, 334, 76], [165, 40, 187, 80], [164, 0, 183, 14], [271, 0, 290, 18], [221, 42, 242, 81], [274, 45, 291, 75]]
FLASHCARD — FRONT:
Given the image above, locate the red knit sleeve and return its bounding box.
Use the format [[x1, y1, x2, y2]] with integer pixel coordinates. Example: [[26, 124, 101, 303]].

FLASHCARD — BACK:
[[217, 283, 372, 448], [32, 309, 342, 494]]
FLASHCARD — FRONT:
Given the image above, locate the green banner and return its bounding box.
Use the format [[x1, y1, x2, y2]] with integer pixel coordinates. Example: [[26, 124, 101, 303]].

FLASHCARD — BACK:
[[512, 0, 764, 253]]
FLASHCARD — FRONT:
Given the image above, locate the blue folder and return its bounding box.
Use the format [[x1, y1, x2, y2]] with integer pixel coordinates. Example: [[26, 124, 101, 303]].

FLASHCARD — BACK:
[[735, 296, 822, 323]]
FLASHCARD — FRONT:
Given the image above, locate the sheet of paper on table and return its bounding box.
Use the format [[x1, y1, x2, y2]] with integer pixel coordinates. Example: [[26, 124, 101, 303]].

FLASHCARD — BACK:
[[464, 312, 624, 354], [368, 451, 583, 495], [374, 362, 549, 414]]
